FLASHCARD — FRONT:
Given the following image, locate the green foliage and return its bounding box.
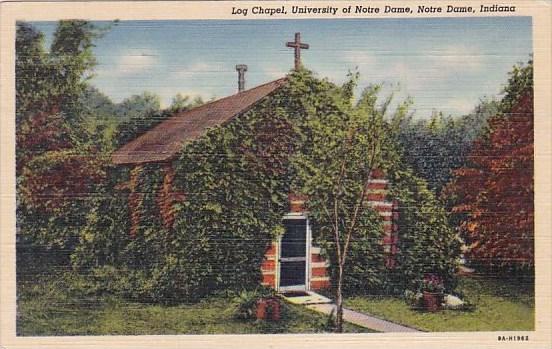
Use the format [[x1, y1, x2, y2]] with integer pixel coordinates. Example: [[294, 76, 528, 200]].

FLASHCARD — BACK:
[[48, 20, 104, 119], [115, 92, 161, 120], [16, 20, 109, 129], [77, 87, 119, 149], [283, 70, 408, 296], [15, 22, 48, 120], [124, 165, 167, 267], [396, 100, 499, 194], [71, 169, 131, 268], [500, 58, 533, 112], [78, 91, 296, 302], [317, 210, 386, 296], [387, 168, 461, 293], [345, 276, 534, 331], [340, 214, 386, 294], [163, 105, 295, 300], [15, 20, 101, 166], [16, 20, 113, 257], [169, 93, 204, 112], [72, 164, 183, 303], [17, 273, 371, 335], [228, 287, 275, 320]]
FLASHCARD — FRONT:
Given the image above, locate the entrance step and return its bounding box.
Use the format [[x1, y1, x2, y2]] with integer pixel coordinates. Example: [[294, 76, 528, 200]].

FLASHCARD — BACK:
[[279, 291, 333, 305]]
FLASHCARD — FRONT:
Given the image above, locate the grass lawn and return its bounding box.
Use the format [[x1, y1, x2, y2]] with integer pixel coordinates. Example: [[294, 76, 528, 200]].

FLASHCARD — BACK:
[[344, 276, 534, 332], [17, 273, 371, 335]]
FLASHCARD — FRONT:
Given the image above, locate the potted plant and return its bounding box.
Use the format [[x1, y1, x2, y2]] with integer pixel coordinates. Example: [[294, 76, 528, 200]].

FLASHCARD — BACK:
[[230, 288, 281, 321], [421, 274, 445, 312]]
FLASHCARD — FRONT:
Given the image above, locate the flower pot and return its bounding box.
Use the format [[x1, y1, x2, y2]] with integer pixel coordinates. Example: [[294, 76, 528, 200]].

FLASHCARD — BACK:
[[423, 291, 442, 312], [267, 298, 281, 321], [256, 297, 281, 321], [256, 299, 267, 320]]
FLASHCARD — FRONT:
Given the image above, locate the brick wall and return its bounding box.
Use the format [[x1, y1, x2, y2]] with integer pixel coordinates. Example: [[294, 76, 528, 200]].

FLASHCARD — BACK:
[[309, 246, 330, 290], [261, 171, 399, 292], [366, 175, 399, 269], [261, 242, 278, 288]]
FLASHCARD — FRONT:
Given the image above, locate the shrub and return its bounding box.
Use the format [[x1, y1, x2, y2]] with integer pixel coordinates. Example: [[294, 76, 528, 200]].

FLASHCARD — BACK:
[[315, 209, 386, 296], [388, 168, 461, 294]]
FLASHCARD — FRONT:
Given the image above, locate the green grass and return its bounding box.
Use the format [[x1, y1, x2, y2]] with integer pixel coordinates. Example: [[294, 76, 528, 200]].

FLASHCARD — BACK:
[[20, 272, 531, 334], [17, 273, 371, 335], [344, 276, 534, 332]]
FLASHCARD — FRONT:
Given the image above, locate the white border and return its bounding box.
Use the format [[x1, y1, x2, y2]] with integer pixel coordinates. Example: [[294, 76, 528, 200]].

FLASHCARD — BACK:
[[0, 1, 550, 349]]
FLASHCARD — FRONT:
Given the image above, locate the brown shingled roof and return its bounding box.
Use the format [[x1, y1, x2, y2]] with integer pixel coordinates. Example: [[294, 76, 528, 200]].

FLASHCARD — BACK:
[[112, 78, 287, 165]]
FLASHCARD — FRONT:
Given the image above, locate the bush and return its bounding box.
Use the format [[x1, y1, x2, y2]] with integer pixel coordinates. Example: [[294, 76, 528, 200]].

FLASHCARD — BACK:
[[74, 92, 294, 303], [388, 168, 461, 294], [315, 209, 386, 296]]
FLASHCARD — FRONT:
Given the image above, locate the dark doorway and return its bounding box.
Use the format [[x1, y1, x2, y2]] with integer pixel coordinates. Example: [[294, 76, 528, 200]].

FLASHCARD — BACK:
[[279, 219, 307, 289]]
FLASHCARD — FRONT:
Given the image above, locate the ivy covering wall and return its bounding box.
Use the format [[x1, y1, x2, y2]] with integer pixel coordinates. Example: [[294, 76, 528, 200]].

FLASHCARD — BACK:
[[387, 167, 461, 293], [73, 95, 297, 303], [73, 70, 460, 302]]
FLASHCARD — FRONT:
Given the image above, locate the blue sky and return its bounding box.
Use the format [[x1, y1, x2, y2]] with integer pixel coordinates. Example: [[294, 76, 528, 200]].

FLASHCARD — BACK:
[[33, 17, 532, 117]]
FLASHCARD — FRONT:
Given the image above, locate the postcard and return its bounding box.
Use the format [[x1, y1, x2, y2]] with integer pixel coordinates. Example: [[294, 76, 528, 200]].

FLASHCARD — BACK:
[[1, 1, 550, 348]]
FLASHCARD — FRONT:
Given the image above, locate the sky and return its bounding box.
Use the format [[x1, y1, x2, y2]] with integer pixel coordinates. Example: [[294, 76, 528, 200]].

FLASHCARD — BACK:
[[32, 17, 532, 118]]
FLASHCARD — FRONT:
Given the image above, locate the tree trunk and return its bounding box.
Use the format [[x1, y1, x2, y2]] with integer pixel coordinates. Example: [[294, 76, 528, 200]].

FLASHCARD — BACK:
[[335, 263, 344, 332]]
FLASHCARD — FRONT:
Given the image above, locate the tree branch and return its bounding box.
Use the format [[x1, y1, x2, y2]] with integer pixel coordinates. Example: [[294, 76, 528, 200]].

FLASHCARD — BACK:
[[341, 128, 382, 266], [332, 128, 354, 266]]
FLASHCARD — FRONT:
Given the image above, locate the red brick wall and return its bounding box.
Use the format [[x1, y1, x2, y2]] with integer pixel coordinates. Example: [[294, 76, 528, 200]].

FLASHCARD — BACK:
[[261, 242, 278, 288], [310, 247, 330, 290], [128, 165, 144, 238], [260, 242, 331, 290], [261, 172, 399, 291], [156, 163, 177, 229], [366, 176, 399, 269]]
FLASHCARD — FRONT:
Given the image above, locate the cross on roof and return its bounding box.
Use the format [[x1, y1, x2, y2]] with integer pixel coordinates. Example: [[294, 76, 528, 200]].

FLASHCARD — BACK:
[[286, 32, 309, 70]]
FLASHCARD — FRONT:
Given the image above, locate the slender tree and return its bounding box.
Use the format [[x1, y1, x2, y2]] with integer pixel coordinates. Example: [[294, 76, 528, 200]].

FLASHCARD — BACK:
[[291, 73, 410, 331]]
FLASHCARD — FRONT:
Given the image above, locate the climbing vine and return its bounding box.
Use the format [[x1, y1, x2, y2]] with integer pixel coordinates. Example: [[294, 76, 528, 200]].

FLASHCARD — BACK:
[[77, 89, 297, 302], [77, 69, 460, 303], [387, 167, 461, 294]]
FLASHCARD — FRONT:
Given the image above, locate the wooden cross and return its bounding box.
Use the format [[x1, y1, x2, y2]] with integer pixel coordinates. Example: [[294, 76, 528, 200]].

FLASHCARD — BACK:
[[286, 32, 309, 70]]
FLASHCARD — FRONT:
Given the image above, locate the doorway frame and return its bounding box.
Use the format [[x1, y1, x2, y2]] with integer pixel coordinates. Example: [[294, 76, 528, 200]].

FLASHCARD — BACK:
[[276, 213, 311, 292]]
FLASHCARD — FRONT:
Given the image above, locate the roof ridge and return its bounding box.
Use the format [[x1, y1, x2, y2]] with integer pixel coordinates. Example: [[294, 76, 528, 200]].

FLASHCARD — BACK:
[[112, 76, 288, 165], [171, 76, 288, 119]]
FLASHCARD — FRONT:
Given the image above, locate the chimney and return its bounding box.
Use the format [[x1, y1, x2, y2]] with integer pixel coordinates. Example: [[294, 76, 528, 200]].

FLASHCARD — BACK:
[[235, 64, 247, 92]]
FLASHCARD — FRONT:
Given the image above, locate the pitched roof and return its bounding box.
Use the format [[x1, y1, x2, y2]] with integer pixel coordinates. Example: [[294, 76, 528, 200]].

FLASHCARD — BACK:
[[112, 78, 287, 165]]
